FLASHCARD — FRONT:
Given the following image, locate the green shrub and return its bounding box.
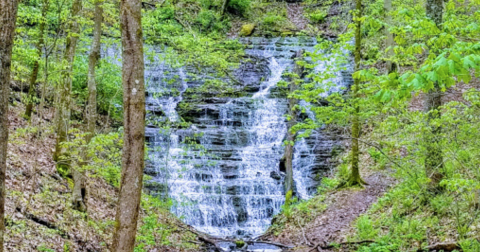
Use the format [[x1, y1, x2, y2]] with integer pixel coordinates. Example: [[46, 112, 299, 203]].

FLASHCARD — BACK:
[[227, 0, 251, 16], [317, 177, 340, 194], [196, 10, 218, 30], [355, 215, 378, 240], [308, 9, 328, 23], [460, 239, 480, 252], [263, 13, 285, 26]]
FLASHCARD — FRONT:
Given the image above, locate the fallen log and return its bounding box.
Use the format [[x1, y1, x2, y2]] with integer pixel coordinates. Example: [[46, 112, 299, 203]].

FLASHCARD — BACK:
[[417, 243, 461, 252], [16, 207, 69, 239]]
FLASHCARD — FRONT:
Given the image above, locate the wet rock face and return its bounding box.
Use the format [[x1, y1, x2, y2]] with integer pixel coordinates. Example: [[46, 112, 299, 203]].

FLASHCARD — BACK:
[[144, 37, 351, 238]]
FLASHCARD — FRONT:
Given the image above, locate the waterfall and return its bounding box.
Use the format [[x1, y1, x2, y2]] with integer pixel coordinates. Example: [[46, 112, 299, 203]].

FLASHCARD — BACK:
[[144, 37, 351, 238]]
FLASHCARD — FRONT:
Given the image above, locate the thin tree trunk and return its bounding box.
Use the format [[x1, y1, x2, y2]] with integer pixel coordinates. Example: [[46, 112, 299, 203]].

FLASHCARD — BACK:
[[0, 0, 19, 250], [53, 0, 82, 164], [73, 0, 103, 214], [221, 0, 229, 16], [112, 0, 145, 250], [53, 0, 83, 212], [384, 0, 396, 73], [284, 50, 305, 202], [25, 0, 49, 120], [424, 0, 444, 187], [86, 0, 103, 143], [348, 0, 367, 186]]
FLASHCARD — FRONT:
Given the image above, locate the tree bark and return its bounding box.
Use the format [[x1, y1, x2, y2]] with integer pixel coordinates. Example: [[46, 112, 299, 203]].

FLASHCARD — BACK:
[[53, 0, 82, 164], [52, 0, 83, 211], [72, 0, 104, 213], [221, 0, 229, 16], [25, 0, 49, 120], [112, 0, 146, 251], [424, 0, 444, 187], [86, 0, 103, 143], [72, 169, 86, 212], [284, 50, 305, 201], [348, 0, 367, 186], [0, 0, 19, 250], [384, 0, 396, 73]]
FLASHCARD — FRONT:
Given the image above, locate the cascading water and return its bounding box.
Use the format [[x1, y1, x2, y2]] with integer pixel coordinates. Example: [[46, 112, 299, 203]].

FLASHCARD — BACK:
[[144, 37, 351, 238]]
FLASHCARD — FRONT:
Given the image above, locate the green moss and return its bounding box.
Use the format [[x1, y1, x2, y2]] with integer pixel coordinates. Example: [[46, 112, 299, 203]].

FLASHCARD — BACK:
[[240, 23, 255, 36], [227, 0, 251, 16], [308, 9, 328, 23], [235, 239, 245, 248], [285, 190, 293, 206]]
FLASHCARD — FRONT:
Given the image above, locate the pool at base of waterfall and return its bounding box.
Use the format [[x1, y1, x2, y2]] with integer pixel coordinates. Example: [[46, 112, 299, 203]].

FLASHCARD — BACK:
[[216, 241, 283, 252], [144, 37, 351, 238]]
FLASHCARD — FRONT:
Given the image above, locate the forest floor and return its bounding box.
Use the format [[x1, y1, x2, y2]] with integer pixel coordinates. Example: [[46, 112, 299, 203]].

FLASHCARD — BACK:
[[287, 3, 309, 31], [262, 170, 394, 252], [4, 100, 199, 251]]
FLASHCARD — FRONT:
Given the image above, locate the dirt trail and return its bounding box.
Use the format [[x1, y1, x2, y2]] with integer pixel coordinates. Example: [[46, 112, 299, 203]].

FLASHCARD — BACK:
[[264, 172, 393, 252]]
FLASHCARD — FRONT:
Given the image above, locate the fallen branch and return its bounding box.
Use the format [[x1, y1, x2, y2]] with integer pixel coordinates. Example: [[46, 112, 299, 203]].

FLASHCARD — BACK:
[[309, 240, 375, 251], [417, 243, 460, 252], [141, 2, 156, 8], [16, 207, 69, 239], [248, 240, 294, 249], [178, 223, 293, 251], [176, 224, 224, 252]]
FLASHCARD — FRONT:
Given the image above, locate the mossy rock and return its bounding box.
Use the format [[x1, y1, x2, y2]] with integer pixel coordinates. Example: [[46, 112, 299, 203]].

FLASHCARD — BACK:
[[240, 23, 255, 36], [235, 239, 246, 248]]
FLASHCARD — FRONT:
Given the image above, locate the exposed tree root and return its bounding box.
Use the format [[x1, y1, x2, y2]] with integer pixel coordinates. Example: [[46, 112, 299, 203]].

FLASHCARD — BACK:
[[337, 176, 369, 189]]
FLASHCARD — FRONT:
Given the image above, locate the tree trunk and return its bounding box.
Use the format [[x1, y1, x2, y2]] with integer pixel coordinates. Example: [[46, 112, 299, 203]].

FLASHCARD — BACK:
[[72, 169, 87, 212], [348, 0, 367, 186], [112, 0, 145, 251], [424, 0, 444, 187], [53, 0, 82, 164], [25, 0, 49, 120], [384, 0, 396, 73], [53, 0, 83, 211], [86, 0, 103, 143], [0, 0, 19, 250], [72, 0, 104, 215], [221, 0, 229, 16], [284, 50, 305, 202]]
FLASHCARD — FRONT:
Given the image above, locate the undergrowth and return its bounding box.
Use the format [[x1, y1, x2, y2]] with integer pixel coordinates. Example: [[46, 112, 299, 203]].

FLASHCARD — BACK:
[[269, 177, 339, 236], [349, 99, 480, 251]]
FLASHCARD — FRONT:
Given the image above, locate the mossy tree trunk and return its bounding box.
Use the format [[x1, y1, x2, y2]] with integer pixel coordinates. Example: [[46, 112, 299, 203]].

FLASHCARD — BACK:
[[221, 0, 229, 15], [384, 0, 396, 74], [86, 0, 103, 143], [112, 0, 146, 250], [0, 0, 19, 250], [53, 0, 83, 211], [53, 0, 82, 163], [284, 50, 305, 202], [424, 0, 444, 187], [25, 0, 49, 120], [73, 0, 104, 214], [348, 0, 367, 186]]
